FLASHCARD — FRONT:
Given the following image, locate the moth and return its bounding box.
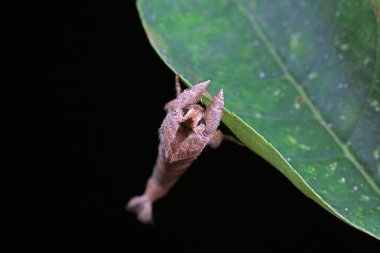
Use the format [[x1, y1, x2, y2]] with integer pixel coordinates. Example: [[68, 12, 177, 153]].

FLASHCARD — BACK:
[[127, 74, 239, 223]]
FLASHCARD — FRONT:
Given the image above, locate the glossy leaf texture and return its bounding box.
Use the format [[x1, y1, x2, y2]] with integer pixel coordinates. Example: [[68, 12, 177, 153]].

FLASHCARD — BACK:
[[137, 0, 380, 239]]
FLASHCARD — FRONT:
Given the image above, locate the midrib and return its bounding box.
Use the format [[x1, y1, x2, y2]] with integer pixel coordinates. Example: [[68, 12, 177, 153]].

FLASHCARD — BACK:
[[235, 0, 380, 195]]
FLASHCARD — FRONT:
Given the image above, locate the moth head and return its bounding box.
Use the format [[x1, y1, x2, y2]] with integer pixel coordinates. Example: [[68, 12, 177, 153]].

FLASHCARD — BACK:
[[179, 104, 205, 131]]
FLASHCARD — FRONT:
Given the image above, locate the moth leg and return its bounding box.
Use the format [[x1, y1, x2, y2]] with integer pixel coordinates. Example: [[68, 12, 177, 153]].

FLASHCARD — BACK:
[[175, 72, 182, 97], [223, 134, 245, 147], [208, 130, 223, 148], [204, 89, 224, 135], [208, 130, 244, 148]]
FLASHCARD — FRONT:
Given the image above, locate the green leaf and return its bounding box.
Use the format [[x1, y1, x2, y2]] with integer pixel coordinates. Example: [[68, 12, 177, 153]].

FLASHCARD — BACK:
[[137, 0, 380, 239]]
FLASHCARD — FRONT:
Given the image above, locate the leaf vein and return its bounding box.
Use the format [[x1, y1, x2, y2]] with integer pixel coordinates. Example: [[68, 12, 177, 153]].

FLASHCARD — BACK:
[[235, 0, 380, 195]]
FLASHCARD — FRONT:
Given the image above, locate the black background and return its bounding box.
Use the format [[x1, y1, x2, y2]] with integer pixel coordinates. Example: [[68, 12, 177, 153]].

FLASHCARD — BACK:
[[3, 1, 380, 252]]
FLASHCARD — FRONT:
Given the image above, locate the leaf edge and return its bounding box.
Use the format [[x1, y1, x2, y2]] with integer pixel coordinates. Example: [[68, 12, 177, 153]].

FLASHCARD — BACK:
[[136, 0, 380, 240]]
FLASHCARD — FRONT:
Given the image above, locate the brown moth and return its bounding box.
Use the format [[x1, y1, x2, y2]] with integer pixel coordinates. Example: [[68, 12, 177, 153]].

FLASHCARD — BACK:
[[127, 74, 238, 224]]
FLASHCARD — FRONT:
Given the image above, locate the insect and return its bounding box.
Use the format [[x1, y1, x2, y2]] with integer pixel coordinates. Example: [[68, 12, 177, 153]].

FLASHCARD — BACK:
[[127, 74, 240, 224]]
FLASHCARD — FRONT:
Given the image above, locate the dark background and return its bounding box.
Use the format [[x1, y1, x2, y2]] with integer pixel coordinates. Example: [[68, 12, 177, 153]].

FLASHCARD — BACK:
[[3, 1, 379, 252]]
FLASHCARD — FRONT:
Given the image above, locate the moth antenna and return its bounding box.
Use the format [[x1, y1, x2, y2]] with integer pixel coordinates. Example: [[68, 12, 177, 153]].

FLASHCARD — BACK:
[[175, 72, 182, 97]]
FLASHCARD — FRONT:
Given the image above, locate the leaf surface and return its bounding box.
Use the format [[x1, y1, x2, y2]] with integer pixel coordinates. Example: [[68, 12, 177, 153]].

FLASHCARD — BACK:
[[138, 0, 380, 239]]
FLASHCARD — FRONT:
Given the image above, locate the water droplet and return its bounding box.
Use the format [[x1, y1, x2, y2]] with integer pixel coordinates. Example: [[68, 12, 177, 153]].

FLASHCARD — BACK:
[[360, 195, 370, 202], [369, 100, 380, 112], [287, 157, 292, 162], [288, 136, 297, 144], [300, 144, 311, 151], [340, 177, 346, 183], [353, 185, 359, 191], [273, 90, 281, 97], [340, 44, 349, 51], [307, 72, 318, 80], [327, 163, 337, 172], [294, 103, 301, 110], [344, 207, 348, 211], [290, 33, 301, 50], [337, 83, 348, 89], [259, 72, 266, 79], [373, 149, 380, 160]]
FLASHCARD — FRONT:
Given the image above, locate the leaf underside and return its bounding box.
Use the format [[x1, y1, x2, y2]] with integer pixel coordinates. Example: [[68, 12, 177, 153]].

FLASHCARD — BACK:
[[137, 0, 380, 239]]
